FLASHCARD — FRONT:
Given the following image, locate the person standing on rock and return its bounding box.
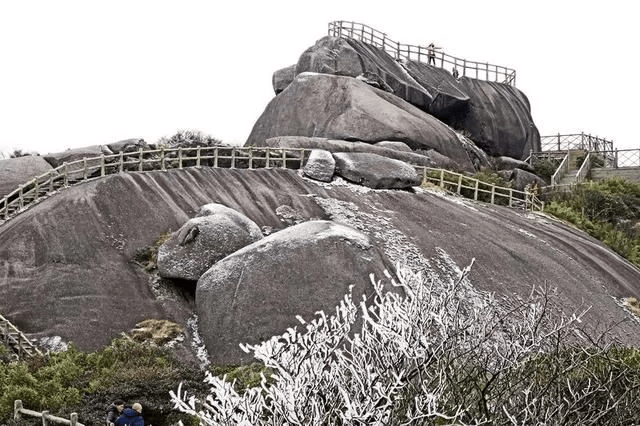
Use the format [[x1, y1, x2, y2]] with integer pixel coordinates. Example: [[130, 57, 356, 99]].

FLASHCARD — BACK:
[[105, 400, 125, 426], [427, 42, 441, 65], [116, 402, 145, 426]]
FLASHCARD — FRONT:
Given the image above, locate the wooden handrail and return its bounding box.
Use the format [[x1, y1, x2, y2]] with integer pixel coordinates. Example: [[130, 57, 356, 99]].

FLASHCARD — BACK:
[[0, 146, 544, 226], [328, 20, 516, 86], [0, 312, 43, 358], [14, 400, 84, 426], [551, 153, 569, 188], [416, 166, 544, 211]]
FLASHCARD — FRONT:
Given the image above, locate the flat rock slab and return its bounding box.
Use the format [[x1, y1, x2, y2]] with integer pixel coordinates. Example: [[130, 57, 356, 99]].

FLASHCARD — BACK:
[[333, 152, 422, 189], [195, 220, 395, 364], [158, 203, 263, 281]]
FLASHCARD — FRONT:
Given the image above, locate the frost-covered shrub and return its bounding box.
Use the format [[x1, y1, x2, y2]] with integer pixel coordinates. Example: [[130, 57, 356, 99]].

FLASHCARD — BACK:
[[172, 262, 640, 425]]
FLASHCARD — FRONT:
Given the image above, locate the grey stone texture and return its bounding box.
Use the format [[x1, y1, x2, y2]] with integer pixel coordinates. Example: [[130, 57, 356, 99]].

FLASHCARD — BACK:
[[333, 152, 422, 189], [157, 203, 263, 281], [303, 149, 335, 182]]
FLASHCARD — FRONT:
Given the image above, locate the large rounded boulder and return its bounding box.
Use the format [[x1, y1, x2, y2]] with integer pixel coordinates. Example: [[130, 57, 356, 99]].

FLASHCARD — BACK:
[[333, 152, 422, 189], [196, 220, 395, 364], [157, 203, 263, 281], [247, 72, 476, 171], [0, 156, 54, 198]]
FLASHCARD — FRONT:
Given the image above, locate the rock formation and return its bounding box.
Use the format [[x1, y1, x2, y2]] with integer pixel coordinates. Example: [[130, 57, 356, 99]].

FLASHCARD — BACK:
[[157, 203, 263, 281], [0, 156, 53, 198], [333, 152, 422, 189], [303, 150, 335, 182], [270, 35, 540, 160], [195, 220, 395, 364], [247, 72, 476, 171]]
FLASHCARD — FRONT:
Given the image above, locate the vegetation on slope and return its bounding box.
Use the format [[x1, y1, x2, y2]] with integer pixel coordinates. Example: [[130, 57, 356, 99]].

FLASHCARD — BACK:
[[172, 264, 640, 425], [544, 177, 640, 267]]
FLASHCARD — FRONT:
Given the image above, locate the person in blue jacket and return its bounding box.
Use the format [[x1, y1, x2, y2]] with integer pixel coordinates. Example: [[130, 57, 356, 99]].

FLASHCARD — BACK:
[[115, 402, 144, 426]]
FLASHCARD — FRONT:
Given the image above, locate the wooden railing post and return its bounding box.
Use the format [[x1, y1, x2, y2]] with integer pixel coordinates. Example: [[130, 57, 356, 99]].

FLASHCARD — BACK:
[[490, 185, 495, 205], [42, 410, 49, 426], [508, 189, 513, 207], [456, 174, 462, 194], [282, 149, 287, 169], [265, 148, 270, 168], [70, 412, 78, 426], [231, 148, 236, 169], [248, 147, 253, 169], [119, 151, 124, 173], [83, 158, 88, 180], [18, 185, 24, 209], [196, 147, 201, 167], [100, 154, 105, 177], [161, 148, 166, 171], [439, 169, 444, 187], [14, 400, 22, 420], [214, 148, 219, 168], [178, 147, 183, 169], [138, 148, 144, 172], [474, 180, 479, 200]]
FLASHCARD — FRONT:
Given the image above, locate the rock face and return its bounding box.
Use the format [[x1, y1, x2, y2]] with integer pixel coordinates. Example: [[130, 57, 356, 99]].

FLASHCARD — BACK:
[[157, 203, 263, 281], [0, 156, 54, 198], [451, 78, 540, 159], [265, 136, 457, 169], [333, 152, 422, 189], [106, 138, 148, 154], [247, 72, 476, 170], [509, 168, 546, 192], [273, 35, 540, 160], [44, 145, 112, 168], [273, 64, 296, 95], [493, 156, 535, 173], [303, 150, 335, 182], [195, 220, 395, 364]]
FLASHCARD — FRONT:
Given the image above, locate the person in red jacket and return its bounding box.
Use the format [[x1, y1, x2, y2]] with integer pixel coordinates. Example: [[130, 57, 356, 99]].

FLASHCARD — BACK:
[[115, 403, 144, 426]]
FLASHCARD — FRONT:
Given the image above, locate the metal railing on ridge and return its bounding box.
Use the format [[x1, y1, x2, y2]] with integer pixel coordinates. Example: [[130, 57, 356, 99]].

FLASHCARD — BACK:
[[539, 133, 614, 152], [328, 20, 516, 86], [0, 146, 544, 225]]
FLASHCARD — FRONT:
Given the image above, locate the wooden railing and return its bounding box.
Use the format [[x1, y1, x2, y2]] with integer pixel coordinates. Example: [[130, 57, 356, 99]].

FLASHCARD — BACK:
[[416, 166, 544, 211], [0, 146, 544, 225], [540, 133, 614, 153], [592, 149, 640, 168], [0, 312, 43, 358], [328, 20, 516, 86], [0, 146, 312, 223], [14, 400, 84, 426]]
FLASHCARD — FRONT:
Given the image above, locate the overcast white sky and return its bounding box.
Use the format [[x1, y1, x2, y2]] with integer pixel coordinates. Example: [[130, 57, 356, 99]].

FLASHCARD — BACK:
[[0, 0, 637, 156]]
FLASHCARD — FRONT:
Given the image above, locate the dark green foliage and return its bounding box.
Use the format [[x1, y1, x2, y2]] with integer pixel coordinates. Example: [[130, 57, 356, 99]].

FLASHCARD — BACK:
[[0, 338, 208, 426], [533, 157, 561, 184], [544, 177, 640, 266], [133, 232, 171, 272], [209, 362, 274, 393], [157, 129, 223, 148]]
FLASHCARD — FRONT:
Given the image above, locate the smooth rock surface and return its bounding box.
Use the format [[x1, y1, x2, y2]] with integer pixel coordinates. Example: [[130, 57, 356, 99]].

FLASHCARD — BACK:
[[373, 141, 413, 152], [247, 72, 475, 170], [509, 168, 546, 192], [272, 64, 296, 95], [333, 152, 422, 189], [44, 145, 112, 168], [493, 156, 535, 173], [196, 220, 395, 364], [158, 204, 263, 281], [0, 156, 54, 198], [303, 149, 335, 182]]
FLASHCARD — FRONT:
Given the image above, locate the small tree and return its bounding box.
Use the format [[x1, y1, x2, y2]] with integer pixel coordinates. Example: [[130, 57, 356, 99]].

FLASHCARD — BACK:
[[172, 262, 640, 425]]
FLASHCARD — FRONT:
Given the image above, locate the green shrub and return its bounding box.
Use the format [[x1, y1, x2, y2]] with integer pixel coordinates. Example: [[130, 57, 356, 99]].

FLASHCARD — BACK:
[[533, 157, 561, 184], [134, 232, 171, 272], [544, 178, 640, 267]]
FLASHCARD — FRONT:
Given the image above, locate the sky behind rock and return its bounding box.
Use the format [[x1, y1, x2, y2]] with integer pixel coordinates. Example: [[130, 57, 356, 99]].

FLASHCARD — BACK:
[[0, 0, 637, 156]]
